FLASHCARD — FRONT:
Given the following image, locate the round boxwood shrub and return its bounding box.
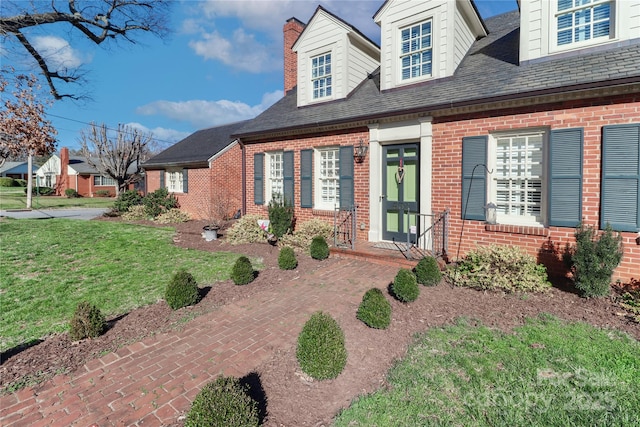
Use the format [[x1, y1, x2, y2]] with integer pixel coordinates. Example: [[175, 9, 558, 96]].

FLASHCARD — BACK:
[[391, 268, 419, 303], [278, 246, 298, 270], [65, 188, 80, 198], [296, 311, 347, 380], [356, 288, 392, 329], [185, 376, 259, 427], [165, 269, 199, 310], [231, 256, 255, 285], [414, 256, 442, 286], [69, 301, 107, 341], [310, 235, 329, 260]]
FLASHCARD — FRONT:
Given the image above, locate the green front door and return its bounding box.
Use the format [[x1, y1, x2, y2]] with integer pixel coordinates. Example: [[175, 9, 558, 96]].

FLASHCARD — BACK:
[[382, 144, 419, 242]]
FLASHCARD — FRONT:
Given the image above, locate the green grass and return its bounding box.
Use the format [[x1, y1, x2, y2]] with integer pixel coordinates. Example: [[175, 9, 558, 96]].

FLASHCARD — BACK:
[[0, 186, 115, 210], [335, 315, 640, 427], [0, 219, 257, 352]]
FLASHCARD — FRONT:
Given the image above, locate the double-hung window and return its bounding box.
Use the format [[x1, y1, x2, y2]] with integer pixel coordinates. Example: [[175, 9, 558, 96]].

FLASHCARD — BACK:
[[311, 53, 332, 100], [400, 20, 432, 81], [93, 175, 116, 186], [556, 0, 612, 47], [267, 151, 284, 202], [166, 170, 184, 193], [316, 147, 340, 210]]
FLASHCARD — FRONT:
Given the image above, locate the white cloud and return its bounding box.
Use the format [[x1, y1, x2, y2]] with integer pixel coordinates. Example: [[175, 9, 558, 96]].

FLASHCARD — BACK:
[[135, 89, 284, 129], [31, 36, 88, 71], [126, 123, 192, 144]]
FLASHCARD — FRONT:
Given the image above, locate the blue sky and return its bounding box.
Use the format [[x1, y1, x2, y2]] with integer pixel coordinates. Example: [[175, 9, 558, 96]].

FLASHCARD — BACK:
[[7, 0, 519, 152]]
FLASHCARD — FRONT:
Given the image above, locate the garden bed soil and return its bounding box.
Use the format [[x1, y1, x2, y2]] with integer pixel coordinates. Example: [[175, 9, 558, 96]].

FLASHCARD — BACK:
[[1, 218, 638, 426]]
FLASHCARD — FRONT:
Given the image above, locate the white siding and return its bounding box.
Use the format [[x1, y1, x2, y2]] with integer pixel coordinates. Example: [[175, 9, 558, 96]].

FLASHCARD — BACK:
[[453, 6, 476, 71], [624, 1, 640, 38], [347, 35, 380, 94]]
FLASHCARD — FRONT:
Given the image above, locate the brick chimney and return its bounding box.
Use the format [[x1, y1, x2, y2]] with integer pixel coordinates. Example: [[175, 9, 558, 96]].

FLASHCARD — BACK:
[[58, 147, 69, 195], [283, 17, 305, 94]]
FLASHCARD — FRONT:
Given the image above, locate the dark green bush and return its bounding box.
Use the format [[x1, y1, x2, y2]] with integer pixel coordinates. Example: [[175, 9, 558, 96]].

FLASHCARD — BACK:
[[27, 186, 54, 195], [68, 301, 107, 341], [356, 288, 392, 329], [0, 177, 15, 187], [114, 189, 142, 213], [564, 224, 623, 298], [268, 196, 294, 238], [143, 188, 178, 218], [231, 256, 255, 285], [296, 311, 347, 380], [391, 268, 419, 302], [278, 246, 298, 270], [414, 256, 442, 286], [64, 188, 79, 198], [165, 269, 199, 310], [94, 189, 112, 197], [310, 235, 330, 260], [15, 179, 27, 187], [185, 376, 259, 427]]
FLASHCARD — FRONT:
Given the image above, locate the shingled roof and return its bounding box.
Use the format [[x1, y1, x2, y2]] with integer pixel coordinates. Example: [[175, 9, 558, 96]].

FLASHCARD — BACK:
[[235, 10, 640, 140], [143, 120, 250, 169]]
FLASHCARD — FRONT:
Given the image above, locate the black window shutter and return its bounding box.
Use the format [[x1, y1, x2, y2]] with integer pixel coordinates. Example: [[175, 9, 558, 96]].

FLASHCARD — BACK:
[[549, 128, 583, 227], [182, 168, 189, 193], [339, 145, 354, 209], [461, 136, 487, 220], [283, 151, 294, 206], [159, 170, 165, 189], [300, 149, 313, 208], [254, 153, 264, 205], [602, 124, 640, 232]]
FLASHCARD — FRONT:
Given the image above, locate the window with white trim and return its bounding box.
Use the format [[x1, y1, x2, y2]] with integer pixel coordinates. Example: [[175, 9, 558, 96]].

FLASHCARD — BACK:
[[315, 147, 340, 210], [266, 151, 284, 202], [489, 131, 546, 226], [311, 53, 332, 99], [166, 170, 183, 193], [400, 20, 432, 81], [556, 0, 612, 47], [93, 175, 116, 186]]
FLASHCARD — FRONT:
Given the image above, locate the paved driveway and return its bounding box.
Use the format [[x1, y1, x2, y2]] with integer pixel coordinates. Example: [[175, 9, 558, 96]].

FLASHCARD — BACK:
[[0, 208, 109, 220]]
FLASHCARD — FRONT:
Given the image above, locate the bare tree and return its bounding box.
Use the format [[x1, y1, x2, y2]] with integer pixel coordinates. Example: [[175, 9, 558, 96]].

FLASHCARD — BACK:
[[0, 69, 57, 208], [79, 122, 151, 196], [0, 0, 170, 100]]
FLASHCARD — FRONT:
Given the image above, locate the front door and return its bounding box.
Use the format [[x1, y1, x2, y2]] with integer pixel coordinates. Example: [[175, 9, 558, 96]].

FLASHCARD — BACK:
[[382, 144, 419, 242]]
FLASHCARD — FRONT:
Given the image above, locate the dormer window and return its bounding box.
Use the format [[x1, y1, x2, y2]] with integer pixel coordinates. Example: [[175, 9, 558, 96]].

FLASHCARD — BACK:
[[311, 53, 332, 99], [556, 0, 611, 47], [400, 20, 432, 80]]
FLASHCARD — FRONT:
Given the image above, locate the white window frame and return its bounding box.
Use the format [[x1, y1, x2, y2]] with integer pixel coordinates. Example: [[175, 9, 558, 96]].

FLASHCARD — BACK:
[[166, 169, 183, 193], [311, 52, 332, 100], [487, 130, 548, 227], [314, 146, 340, 210], [266, 151, 284, 203], [553, 0, 614, 51], [93, 175, 116, 187], [399, 19, 433, 82]]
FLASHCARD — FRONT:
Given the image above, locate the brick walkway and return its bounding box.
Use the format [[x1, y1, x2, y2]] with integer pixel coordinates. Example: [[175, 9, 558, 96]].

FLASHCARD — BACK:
[[0, 258, 397, 426]]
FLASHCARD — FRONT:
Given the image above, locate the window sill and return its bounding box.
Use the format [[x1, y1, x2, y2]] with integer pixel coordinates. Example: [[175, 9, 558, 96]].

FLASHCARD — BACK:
[[485, 223, 549, 237]]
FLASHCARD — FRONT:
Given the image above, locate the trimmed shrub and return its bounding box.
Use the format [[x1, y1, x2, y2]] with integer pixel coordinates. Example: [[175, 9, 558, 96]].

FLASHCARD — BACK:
[[143, 188, 178, 218], [226, 214, 265, 245], [356, 288, 392, 329], [445, 244, 551, 293], [279, 218, 334, 250], [564, 224, 623, 298], [69, 301, 107, 341], [296, 311, 347, 380], [268, 196, 294, 238], [114, 189, 142, 213], [278, 246, 298, 270], [185, 376, 259, 427], [94, 189, 112, 197], [121, 205, 148, 221], [27, 186, 54, 195], [310, 236, 329, 260], [0, 177, 15, 187], [64, 188, 79, 198], [155, 208, 191, 224], [231, 256, 254, 285], [165, 269, 199, 310], [414, 256, 442, 286], [391, 268, 419, 302], [15, 179, 27, 187]]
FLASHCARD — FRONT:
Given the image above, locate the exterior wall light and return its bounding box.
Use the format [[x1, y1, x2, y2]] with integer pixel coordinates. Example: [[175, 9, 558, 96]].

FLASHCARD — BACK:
[[484, 202, 497, 225], [354, 138, 368, 163]]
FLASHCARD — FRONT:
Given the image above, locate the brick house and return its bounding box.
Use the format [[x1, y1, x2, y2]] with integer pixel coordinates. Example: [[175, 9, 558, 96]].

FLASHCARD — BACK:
[[142, 121, 248, 221], [35, 147, 138, 197], [234, 0, 640, 282]]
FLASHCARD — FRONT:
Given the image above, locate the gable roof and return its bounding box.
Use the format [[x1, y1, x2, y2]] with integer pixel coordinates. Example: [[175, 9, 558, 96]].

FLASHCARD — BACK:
[[235, 11, 640, 140], [143, 120, 250, 169], [0, 161, 39, 175]]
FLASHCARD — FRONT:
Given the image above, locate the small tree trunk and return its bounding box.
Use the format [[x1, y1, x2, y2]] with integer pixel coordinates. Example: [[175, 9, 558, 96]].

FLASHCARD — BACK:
[[26, 152, 33, 209]]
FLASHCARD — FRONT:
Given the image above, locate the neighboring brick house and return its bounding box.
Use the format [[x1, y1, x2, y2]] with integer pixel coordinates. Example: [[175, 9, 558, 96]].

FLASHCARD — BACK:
[[234, 0, 640, 282], [142, 121, 247, 221], [35, 147, 138, 197], [0, 161, 38, 180]]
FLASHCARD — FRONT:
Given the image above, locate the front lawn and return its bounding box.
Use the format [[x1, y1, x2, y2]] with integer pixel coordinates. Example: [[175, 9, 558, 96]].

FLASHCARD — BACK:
[[335, 316, 640, 426], [0, 186, 115, 210], [0, 219, 253, 353]]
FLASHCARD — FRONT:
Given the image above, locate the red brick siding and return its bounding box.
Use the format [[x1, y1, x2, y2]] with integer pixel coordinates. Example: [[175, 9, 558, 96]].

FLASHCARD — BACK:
[[245, 130, 371, 241], [432, 94, 640, 282]]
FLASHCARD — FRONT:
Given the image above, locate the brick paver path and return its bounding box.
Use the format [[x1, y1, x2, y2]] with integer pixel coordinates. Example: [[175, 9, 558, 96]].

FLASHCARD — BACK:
[[0, 259, 396, 426]]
